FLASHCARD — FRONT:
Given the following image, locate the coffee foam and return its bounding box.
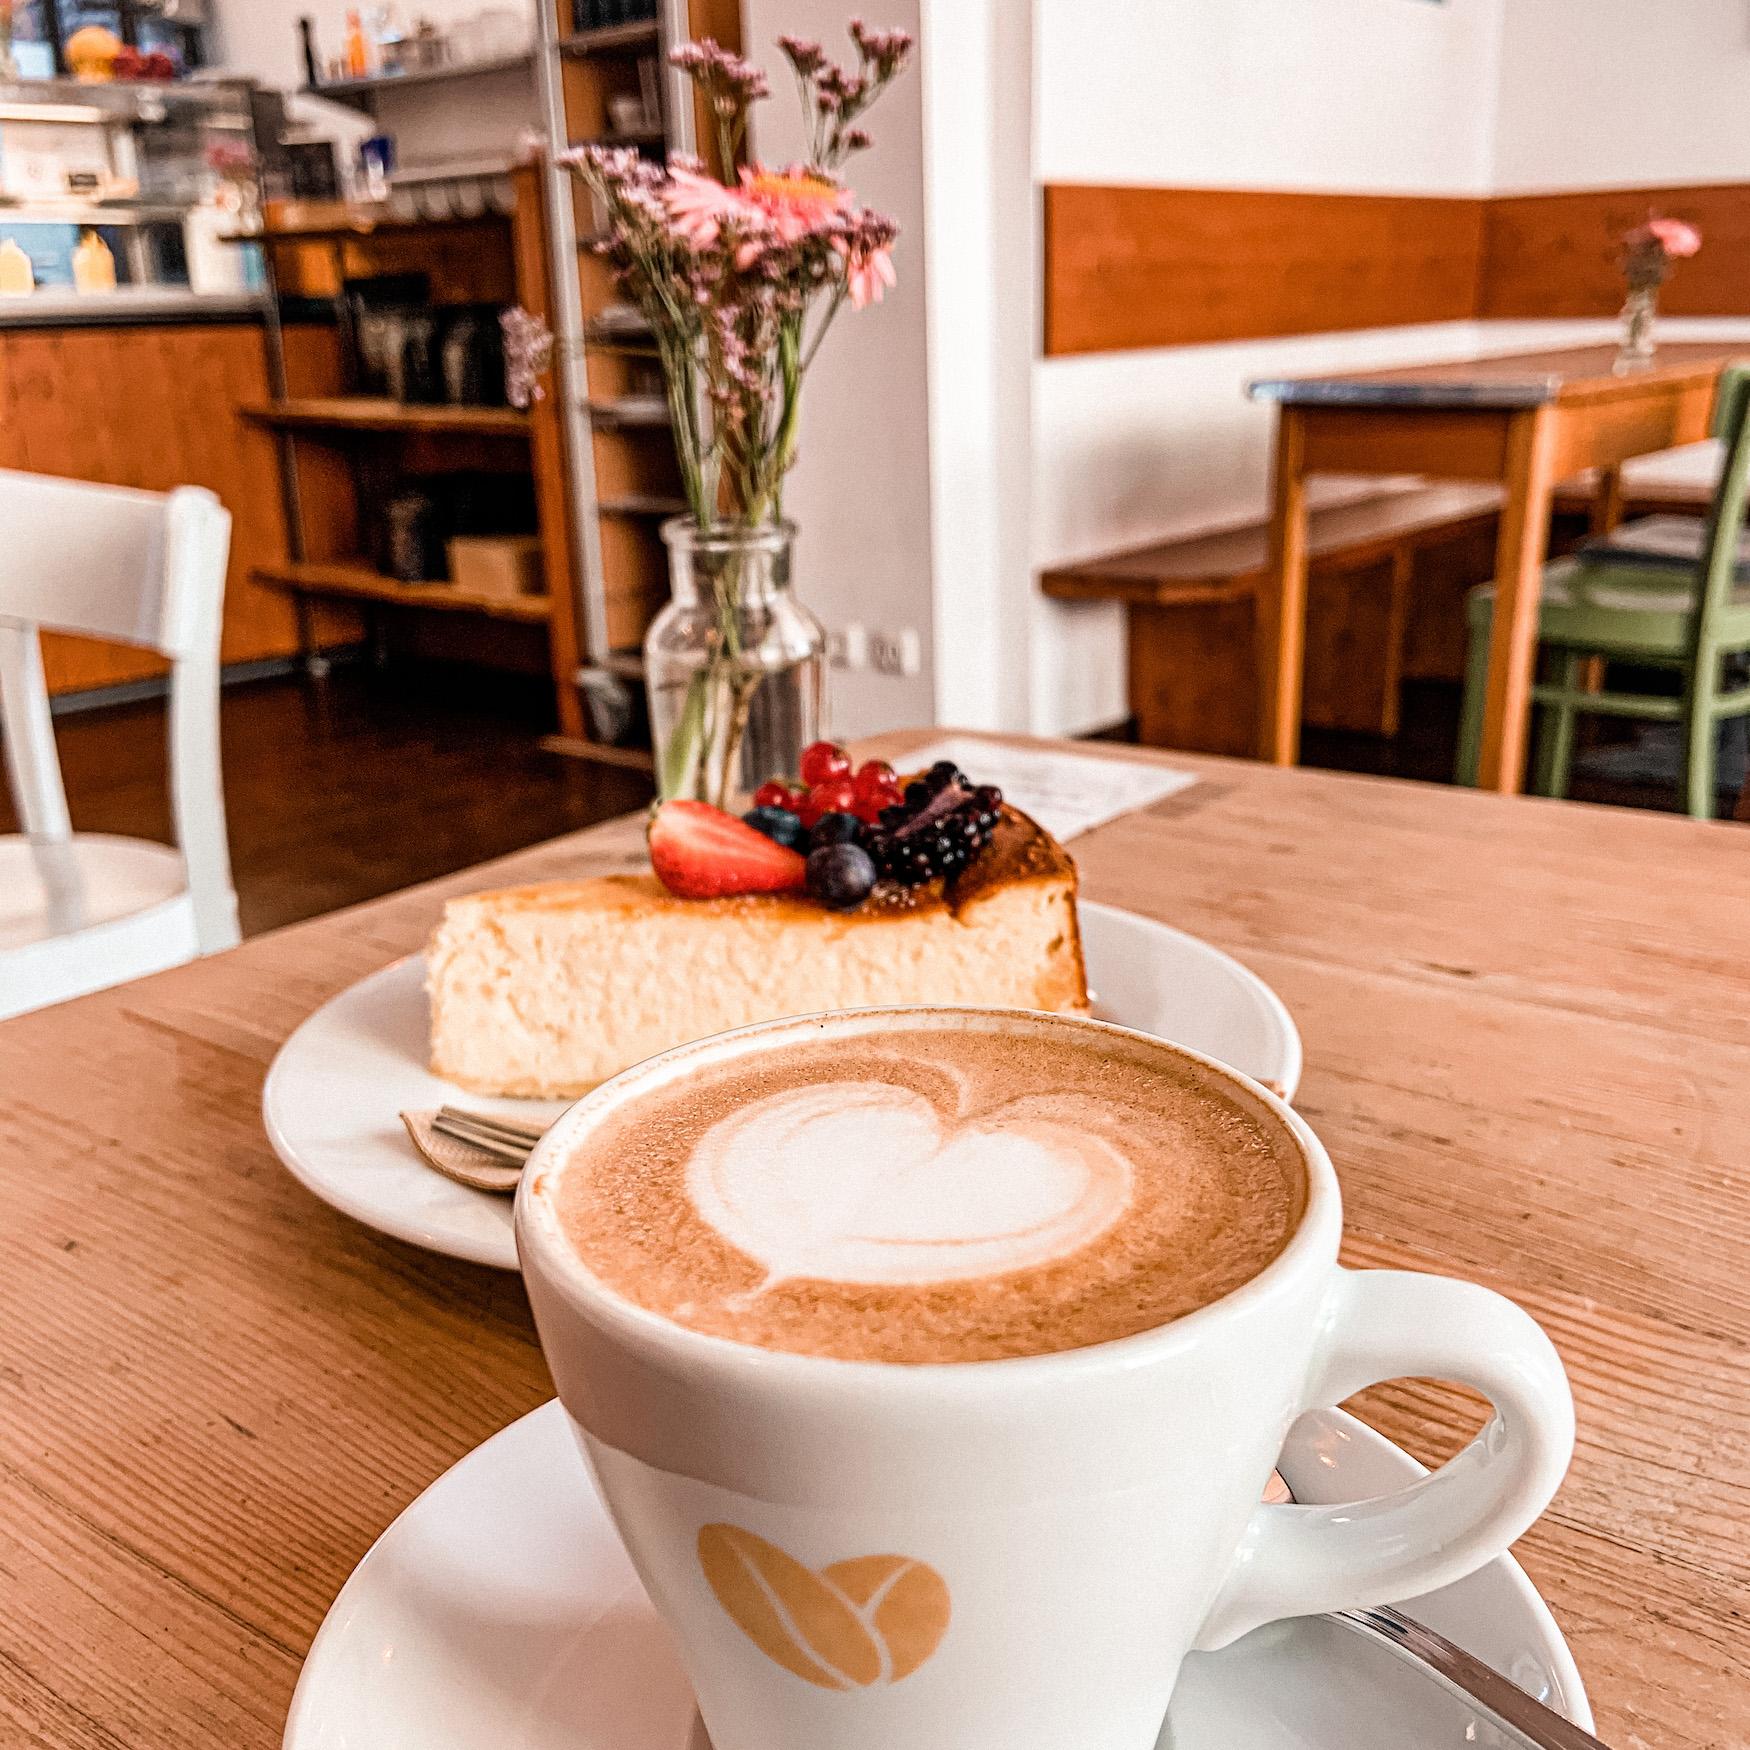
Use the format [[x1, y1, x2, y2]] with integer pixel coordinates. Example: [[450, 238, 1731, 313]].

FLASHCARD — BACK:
[[555, 1021, 1306, 1364], [687, 1078, 1134, 1292]]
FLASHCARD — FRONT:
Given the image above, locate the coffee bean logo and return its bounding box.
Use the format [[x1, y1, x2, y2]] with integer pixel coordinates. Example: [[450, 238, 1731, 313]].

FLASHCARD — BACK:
[[697, 1523, 950, 1690]]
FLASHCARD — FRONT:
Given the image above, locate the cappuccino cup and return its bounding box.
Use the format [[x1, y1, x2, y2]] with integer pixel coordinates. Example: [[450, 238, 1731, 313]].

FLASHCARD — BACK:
[[517, 1008, 1574, 1750]]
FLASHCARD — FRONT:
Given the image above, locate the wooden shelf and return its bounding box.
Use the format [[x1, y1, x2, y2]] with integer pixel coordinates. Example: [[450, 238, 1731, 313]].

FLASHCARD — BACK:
[[236, 211, 511, 247], [242, 398, 531, 436], [575, 126, 667, 148], [587, 396, 670, 430], [558, 20, 661, 55], [585, 315, 654, 346], [598, 493, 687, 518], [304, 53, 534, 103], [255, 560, 553, 624]]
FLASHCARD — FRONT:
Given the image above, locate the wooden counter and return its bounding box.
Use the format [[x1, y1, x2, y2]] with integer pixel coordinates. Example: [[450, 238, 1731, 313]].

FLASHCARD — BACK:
[[0, 317, 340, 695]]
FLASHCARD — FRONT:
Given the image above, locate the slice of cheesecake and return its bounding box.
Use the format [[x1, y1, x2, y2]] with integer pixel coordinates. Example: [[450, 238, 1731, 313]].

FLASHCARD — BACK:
[[428, 806, 1088, 1098]]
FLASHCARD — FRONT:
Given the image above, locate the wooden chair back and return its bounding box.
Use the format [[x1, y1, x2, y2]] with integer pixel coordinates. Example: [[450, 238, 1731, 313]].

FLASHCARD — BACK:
[[1692, 364, 1750, 645], [0, 469, 238, 952]]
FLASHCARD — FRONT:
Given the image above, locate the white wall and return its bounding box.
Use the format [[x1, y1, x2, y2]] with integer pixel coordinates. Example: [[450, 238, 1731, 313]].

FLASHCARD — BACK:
[[1493, 0, 1750, 193], [743, 0, 938, 737], [1037, 0, 1504, 196]]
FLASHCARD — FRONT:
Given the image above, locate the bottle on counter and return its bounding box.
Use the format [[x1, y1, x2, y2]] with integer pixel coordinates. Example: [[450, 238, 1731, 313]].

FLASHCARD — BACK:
[[344, 9, 371, 78], [0, 239, 35, 296], [72, 230, 116, 294]]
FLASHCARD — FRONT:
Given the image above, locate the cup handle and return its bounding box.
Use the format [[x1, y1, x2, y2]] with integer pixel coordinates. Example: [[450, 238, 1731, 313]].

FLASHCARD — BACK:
[[1194, 1268, 1575, 1650]]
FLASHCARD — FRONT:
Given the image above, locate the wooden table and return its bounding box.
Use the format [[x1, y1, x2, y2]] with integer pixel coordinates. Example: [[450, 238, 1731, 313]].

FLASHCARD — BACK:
[[1253, 343, 1750, 792], [3, 737, 1747, 1748]]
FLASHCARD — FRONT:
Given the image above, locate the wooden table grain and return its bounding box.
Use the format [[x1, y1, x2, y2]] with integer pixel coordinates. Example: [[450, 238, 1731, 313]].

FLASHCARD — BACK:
[[1253, 343, 1750, 795], [3, 738, 1746, 1749]]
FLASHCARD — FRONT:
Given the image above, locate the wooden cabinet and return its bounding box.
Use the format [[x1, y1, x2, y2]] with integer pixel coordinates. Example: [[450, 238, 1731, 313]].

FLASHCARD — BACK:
[[0, 320, 307, 695]]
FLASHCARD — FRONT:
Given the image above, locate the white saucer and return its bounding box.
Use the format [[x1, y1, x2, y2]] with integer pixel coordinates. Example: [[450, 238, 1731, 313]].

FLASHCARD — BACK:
[[262, 901, 1303, 1271], [284, 1401, 1591, 1749]]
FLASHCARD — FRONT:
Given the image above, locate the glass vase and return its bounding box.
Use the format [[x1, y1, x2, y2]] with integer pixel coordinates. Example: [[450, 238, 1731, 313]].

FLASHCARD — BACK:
[[1617, 284, 1659, 369], [645, 520, 826, 808]]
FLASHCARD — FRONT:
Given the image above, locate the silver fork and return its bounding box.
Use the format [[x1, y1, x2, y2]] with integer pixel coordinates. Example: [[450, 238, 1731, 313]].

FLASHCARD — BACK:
[[432, 1106, 547, 1164], [1266, 1472, 1609, 1749]]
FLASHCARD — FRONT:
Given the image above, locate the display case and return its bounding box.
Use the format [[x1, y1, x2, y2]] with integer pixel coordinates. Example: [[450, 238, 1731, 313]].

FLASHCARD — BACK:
[[0, 74, 262, 306]]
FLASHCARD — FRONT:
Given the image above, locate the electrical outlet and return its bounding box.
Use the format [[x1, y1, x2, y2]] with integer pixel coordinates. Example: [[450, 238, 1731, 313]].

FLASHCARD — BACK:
[[869, 627, 922, 678], [829, 623, 869, 670]]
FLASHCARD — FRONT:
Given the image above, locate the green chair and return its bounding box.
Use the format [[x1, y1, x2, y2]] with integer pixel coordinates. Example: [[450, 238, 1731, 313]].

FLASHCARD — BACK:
[[1456, 363, 1750, 817]]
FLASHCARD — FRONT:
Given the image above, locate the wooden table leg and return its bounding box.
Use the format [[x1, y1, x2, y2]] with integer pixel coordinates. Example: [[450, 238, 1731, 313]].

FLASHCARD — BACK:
[[1477, 409, 1561, 793], [1258, 408, 1310, 764], [1590, 465, 1626, 536]]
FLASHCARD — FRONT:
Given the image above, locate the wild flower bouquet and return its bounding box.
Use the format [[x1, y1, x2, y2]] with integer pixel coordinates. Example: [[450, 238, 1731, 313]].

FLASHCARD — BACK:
[[561, 21, 913, 801], [1618, 215, 1702, 366]]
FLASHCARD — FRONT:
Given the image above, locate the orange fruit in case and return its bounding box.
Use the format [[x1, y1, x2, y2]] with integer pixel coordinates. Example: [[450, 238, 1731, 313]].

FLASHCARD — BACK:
[[66, 25, 122, 80]]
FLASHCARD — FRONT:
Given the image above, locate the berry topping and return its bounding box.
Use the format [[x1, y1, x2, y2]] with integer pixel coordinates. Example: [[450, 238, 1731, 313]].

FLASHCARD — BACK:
[[808, 810, 863, 848], [807, 842, 878, 910], [799, 740, 852, 788], [852, 759, 897, 800], [798, 777, 858, 826], [860, 768, 1004, 889], [752, 779, 799, 812], [742, 805, 808, 851], [649, 800, 807, 899]]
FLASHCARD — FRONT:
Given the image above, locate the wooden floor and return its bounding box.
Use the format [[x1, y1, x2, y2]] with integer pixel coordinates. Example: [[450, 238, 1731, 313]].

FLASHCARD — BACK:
[[6, 666, 652, 937]]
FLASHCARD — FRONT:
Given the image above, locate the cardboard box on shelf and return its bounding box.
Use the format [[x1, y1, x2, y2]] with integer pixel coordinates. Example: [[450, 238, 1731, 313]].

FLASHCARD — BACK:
[[447, 534, 545, 603]]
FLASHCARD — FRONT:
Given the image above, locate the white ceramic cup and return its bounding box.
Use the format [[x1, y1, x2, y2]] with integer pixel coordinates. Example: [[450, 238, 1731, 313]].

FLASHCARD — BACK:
[[517, 1008, 1574, 1750]]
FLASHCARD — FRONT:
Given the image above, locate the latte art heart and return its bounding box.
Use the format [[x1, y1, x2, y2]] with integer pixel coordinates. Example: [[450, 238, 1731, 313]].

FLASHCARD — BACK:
[[686, 1081, 1135, 1288]]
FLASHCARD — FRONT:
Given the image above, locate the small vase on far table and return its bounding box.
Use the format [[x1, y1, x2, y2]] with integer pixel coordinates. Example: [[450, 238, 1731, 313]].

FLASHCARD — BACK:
[[645, 519, 826, 808], [1617, 284, 1659, 370]]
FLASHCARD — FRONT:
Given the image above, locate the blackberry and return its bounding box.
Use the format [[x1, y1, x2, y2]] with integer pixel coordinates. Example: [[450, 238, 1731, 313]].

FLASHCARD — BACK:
[[865, 765, 1008, 889]]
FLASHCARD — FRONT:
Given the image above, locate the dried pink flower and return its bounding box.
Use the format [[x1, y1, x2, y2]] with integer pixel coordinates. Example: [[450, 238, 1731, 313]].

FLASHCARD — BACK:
[[1642, 217, 1702, 259], [500, 306, 554, 409], [561, 21, 912, 526], [778, 35, 825, 76]]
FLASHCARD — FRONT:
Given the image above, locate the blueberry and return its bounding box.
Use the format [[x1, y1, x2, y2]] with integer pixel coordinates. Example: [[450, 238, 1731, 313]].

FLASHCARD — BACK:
[[807, 842, 878, 910], [743, 805, 806, 851], [927, 760, 963, 789], [809, 810, 863, 849], [903, 780, 932, 810]]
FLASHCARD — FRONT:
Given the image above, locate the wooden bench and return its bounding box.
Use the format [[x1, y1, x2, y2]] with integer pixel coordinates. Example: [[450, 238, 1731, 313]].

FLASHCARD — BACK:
[[1042, 483, 1505, 755]]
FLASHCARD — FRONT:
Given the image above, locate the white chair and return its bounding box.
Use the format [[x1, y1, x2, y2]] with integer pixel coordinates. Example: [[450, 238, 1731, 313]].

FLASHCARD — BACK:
[[1, 470, 239, 1021]]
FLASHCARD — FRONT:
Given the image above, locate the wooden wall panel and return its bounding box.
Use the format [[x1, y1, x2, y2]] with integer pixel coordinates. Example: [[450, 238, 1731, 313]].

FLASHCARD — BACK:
[[1044, 181, 1750, 356], [1480, 183, 1750, 319], [0, 322, 321, 694], [1043, 185, 1487, 356]]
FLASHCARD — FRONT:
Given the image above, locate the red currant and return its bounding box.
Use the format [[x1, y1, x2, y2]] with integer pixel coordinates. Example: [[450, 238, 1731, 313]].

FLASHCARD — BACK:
[[799, 740, 851, 788], [854, 781, 903, 824], [799, 778, 857, 826], [753, 780, 797, 811], [852, 759, 897, 801]]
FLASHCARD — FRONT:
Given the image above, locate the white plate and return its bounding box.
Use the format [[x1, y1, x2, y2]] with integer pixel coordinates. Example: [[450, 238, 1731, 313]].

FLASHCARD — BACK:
[[284, 1401, 1592, 1750], [262, 901, 1303, 1272]]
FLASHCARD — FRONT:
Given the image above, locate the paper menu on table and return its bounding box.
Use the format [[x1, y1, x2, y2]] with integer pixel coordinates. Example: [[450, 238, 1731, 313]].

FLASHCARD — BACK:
[[898, 740, 1197, 842]]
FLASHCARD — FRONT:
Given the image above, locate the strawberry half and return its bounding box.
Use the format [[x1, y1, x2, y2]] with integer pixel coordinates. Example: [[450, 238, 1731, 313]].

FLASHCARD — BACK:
[[647, 800, 808, 899]]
